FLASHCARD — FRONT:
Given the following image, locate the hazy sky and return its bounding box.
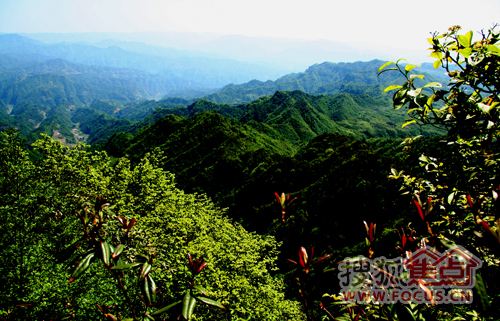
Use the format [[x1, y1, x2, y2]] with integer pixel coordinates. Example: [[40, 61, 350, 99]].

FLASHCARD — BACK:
[[0, 0, 499, 50]]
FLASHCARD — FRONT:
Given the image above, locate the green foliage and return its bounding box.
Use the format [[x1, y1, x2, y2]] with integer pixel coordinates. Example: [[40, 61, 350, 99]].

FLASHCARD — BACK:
[[115, 98, 192, 121], [72, 107, 134, 145], [203, 60, 449, 105], [0, 130, 304, 320], [325, 25, 500, 321], [131, 160, 303, 319]]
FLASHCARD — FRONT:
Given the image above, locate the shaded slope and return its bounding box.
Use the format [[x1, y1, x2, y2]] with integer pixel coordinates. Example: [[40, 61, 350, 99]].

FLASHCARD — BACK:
[[108, 111, 296, 194]]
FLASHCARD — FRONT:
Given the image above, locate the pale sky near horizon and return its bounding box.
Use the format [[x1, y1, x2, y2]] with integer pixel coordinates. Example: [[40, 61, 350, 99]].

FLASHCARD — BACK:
[[0, 0, 499, 51]]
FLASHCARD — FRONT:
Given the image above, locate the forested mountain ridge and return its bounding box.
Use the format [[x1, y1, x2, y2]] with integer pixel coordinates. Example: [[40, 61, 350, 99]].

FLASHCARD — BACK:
[[117, 90, 440, 146], [200, 59, 448, 104], [0, 52, 447, 146]]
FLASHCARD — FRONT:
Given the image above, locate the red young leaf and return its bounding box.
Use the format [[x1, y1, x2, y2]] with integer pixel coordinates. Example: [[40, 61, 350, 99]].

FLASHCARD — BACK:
[[126, 218, 136, 232], [274, 192, 281, 204], [313, 254, 331, 265], [425, 196, 432, 216], [413, 199, 424, 220], [117, 216, 128, 227], [197, 262, 207, 273], [467, 194, 473, 209], [298, 247, 308, 271]]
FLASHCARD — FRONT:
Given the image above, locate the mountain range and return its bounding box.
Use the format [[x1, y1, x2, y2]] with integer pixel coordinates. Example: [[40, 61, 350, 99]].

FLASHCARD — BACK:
[[0, 31, 452, 279], [0, 33, 285, 94], [20, 31, 432, 70]]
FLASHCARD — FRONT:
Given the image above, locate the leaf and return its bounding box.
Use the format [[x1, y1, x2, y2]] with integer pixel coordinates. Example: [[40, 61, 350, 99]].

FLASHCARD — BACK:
[[426, 94, 436, 107], [111, 244, 125, 259], [405, 64, 420, 72], [383, 85, 403, 93], [457, 34, 471, 48], [363, 221, 370, 236], [425, 196, 433, 216], [68, 252, 95, 283], [430, 51, 443, 60], [467, 194, 473, 209], [274, 192, 281, 204], [409, 74, 425, 81], [393, 88, 409, 110], [197, 262, 207, 273], [193, 284, 208, 296], [378, 61, 396, 73], [195, 296, 227, 310], [187, 253, 194, 269], [298, 247, 308, 270], [312, 254, 332, 265], [466, 30, 473, 43], [138, 262, 152, 281], [100, 241, 111, 267], [458, 48, 473, 58], [117, 216, 126, 227], [143, 273, 152, 306], [413, 199, 425, 221], [479, 220, 500, 242], [475, 272, 490, 311], [423, 82, 442, 89], [126, 218, 136, 232], [448, 191, 457, 204], [150, 300, 182, 315], [433, 60, 442, 69], [149, 274, 157, 304], [182, 292, 197, 321], [401, 120, 417, 128], [487, 45, 500, 54]]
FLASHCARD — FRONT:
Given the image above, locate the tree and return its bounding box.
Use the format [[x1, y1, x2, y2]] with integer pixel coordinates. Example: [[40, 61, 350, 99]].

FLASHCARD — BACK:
[[0, 131, 304, 320], [324, 25, 500, 320]]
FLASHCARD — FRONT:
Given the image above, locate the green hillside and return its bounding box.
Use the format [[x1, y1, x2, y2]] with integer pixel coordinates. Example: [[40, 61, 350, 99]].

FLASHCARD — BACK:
[[201, 60, 448, 104], [106, 111, 297, 189]]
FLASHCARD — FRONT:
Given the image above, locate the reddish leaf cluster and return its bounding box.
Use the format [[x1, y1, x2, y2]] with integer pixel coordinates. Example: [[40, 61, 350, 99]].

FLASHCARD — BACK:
[[274, 192, 297, 222], [187, 253, 207, 277], [287, 247, 331, 274]]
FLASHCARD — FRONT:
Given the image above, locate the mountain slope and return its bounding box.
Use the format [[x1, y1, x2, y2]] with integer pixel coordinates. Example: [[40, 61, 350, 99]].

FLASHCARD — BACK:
[[201, 60, 448, 105], [106, 111, 296, 193]]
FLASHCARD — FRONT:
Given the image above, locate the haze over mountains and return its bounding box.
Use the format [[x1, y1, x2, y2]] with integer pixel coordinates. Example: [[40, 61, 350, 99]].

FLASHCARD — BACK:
[[0, 31, 448, 148], [16, 31, 432, 70]]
